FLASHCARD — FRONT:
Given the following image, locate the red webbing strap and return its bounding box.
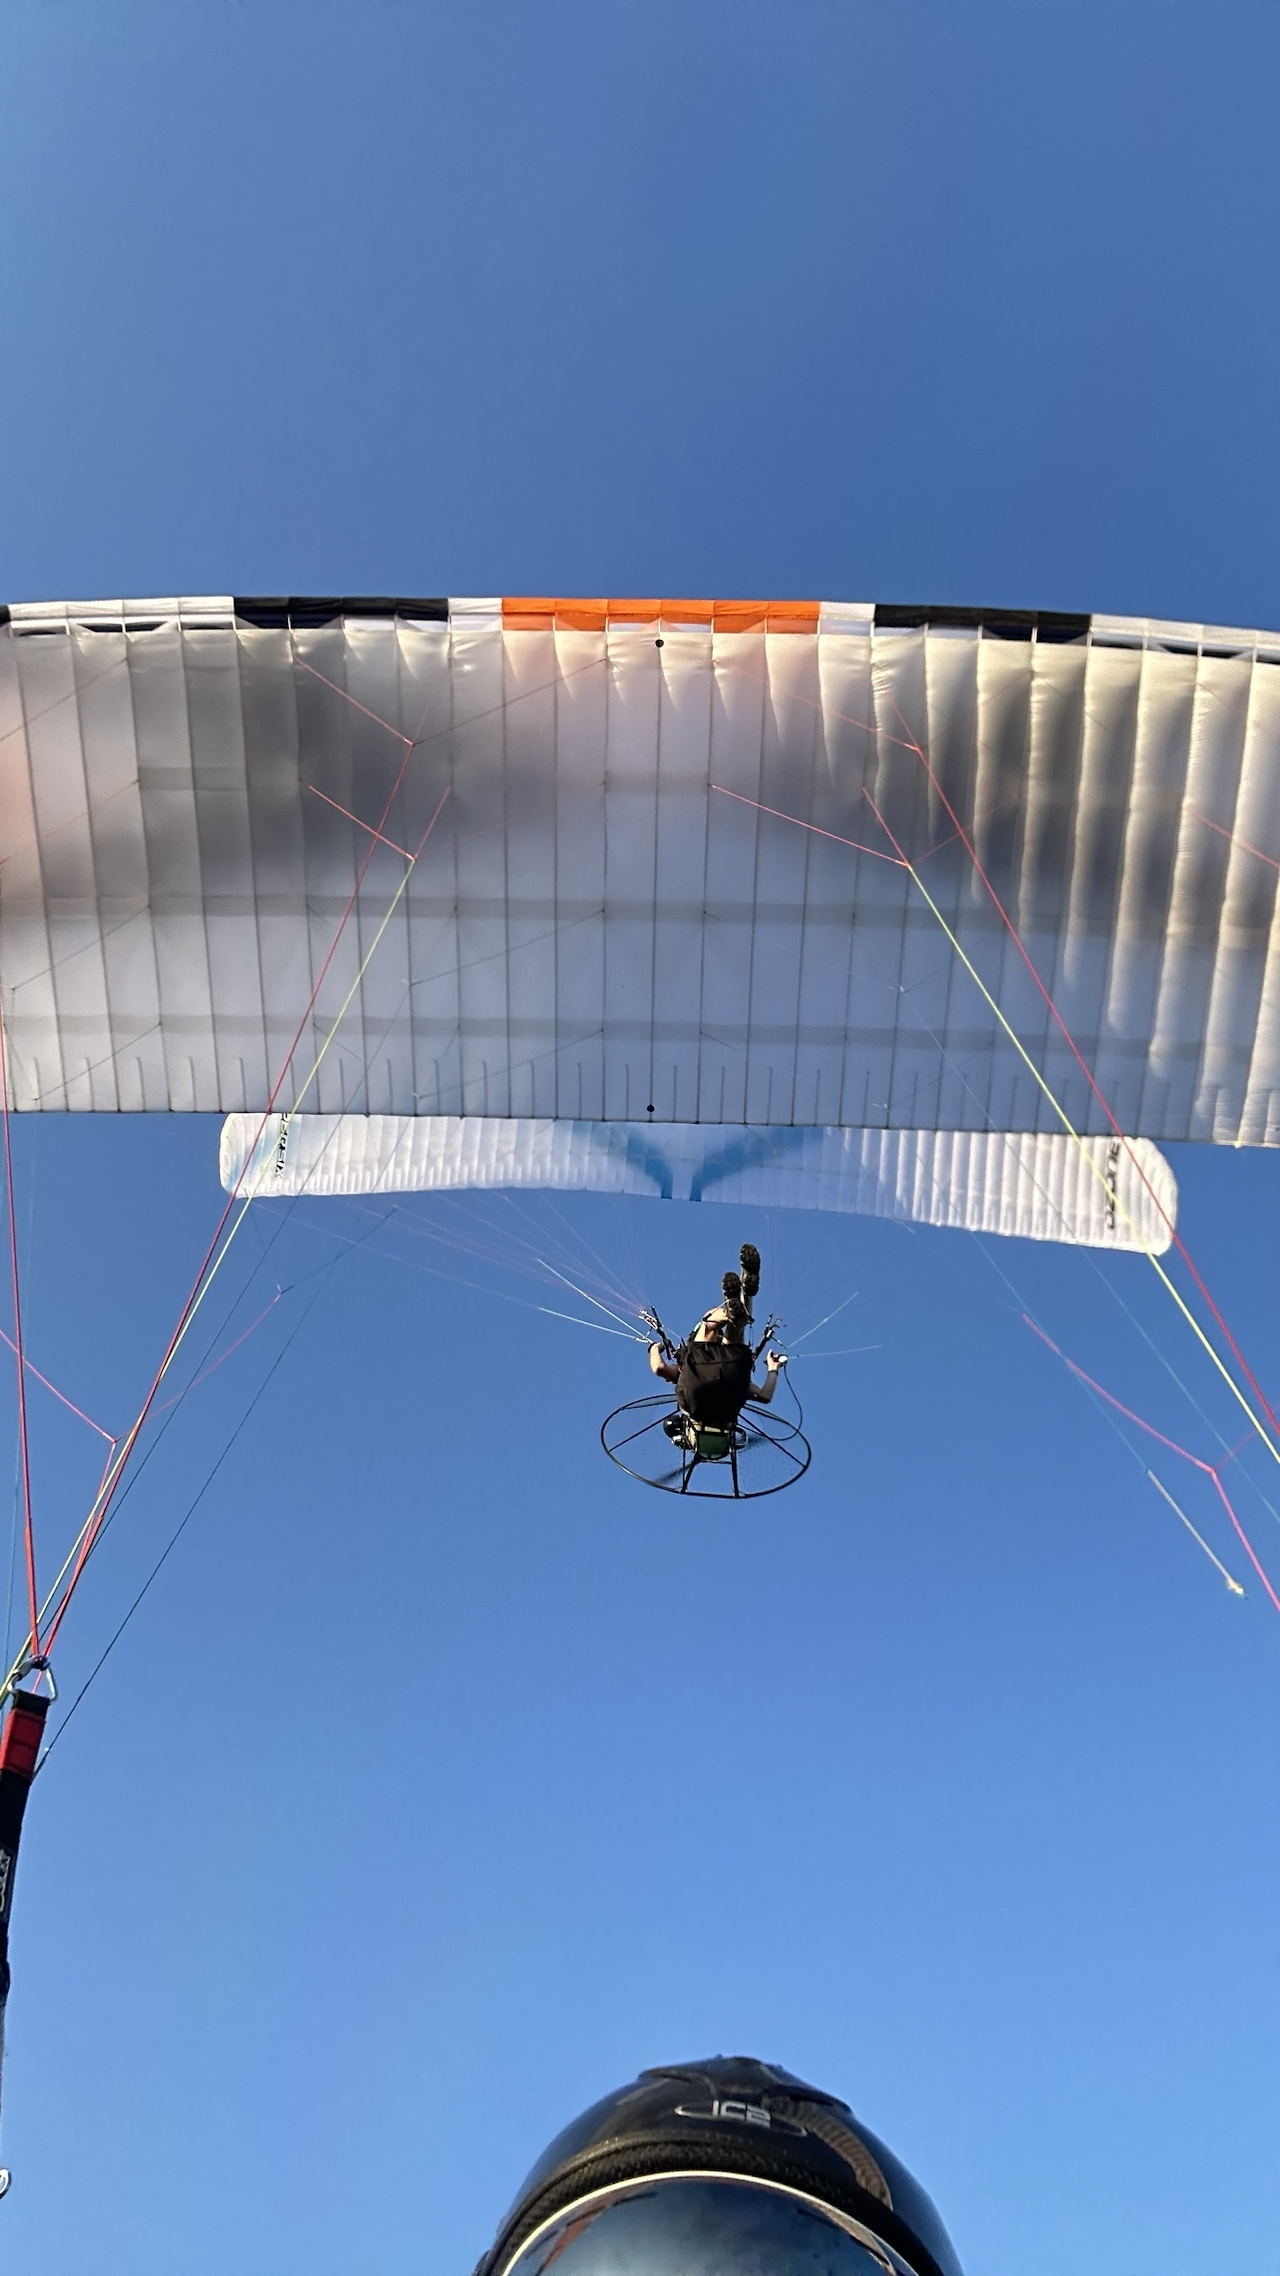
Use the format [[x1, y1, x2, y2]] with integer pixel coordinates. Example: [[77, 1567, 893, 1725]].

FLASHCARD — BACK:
[[0, 1688, 48, 2164], [0, 1695, 47, 1786], [0, 1691, 49, 1954]]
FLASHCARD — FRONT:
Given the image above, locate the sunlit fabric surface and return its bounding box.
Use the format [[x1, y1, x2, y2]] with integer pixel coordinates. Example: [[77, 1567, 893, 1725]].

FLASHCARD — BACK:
[[498, 2176, 918, 2276], [220, 1112, 1177, 1253], [3, 597, 1279, 1140]]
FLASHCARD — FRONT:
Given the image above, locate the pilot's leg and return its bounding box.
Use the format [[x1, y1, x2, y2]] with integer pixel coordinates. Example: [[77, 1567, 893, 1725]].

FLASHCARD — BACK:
[[720, 1271, 746, 1329]]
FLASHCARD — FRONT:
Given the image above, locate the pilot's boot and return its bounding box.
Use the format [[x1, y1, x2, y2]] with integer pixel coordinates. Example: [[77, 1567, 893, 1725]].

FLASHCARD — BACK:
[[721, 1270, 747, 1330], [739, 1244, 761, 1314]]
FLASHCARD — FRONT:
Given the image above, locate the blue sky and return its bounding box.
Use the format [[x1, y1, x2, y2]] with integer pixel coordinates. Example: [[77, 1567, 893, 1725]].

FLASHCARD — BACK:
[[2, 5, 1279, 2272]]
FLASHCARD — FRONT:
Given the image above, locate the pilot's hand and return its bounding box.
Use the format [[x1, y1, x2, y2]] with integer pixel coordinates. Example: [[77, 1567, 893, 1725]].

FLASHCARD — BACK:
[[766, 1349, 787, 1371]]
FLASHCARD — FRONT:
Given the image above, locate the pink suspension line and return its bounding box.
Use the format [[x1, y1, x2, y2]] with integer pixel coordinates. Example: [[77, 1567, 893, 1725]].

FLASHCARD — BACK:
[[0, 1325, 116, 1445], [1025, 1316, 1280, 1618]]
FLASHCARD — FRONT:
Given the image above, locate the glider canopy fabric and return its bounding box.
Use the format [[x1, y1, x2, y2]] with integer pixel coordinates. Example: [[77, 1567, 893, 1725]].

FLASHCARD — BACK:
[[3, 593, 1277, 1254], [220, 1112, 1177, 1255]]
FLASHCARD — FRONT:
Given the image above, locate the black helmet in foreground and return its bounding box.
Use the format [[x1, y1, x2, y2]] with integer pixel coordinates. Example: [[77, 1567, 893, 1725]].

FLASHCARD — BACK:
[[472, 2054, 963, 2276]]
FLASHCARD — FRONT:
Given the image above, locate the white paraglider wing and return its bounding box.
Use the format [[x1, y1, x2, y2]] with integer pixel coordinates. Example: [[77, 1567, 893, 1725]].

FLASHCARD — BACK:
[[3, 593, 1279, 1253], [219, 1111, 1177, 1255]]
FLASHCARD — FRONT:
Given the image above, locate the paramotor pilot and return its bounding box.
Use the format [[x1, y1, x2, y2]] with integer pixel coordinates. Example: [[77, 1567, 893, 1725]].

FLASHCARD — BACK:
[[647, 1246, 786, 1457]]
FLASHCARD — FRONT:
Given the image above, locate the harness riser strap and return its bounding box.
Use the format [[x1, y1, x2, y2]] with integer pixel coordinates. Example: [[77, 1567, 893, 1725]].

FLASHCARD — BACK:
[[0, 1692, 48, 1967]]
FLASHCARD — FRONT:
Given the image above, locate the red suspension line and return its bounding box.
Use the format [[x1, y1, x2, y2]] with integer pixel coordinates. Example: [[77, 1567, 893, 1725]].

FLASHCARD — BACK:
[[892, 705, 1280, 1451], [37, 734, 445, 1660], [38, 650, 605, 1662], [1191, 810, 1280, 874], [0, 985, 39, 1661], [153, 1291, 284, 1413], [717, 659, 1280, 1463]]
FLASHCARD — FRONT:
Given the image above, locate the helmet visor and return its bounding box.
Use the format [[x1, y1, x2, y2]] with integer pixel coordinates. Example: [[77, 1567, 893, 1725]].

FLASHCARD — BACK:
[[498, 2173, 922, 2275]]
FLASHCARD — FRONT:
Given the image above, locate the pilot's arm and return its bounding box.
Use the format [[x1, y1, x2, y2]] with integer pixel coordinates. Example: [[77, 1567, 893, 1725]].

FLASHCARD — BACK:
[[649, 1342, 680, 1384], [748, 1350, 787, 1404]]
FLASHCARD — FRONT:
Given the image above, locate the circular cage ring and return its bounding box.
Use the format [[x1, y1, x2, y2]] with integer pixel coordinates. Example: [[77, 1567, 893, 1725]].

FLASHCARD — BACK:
[[601, 1394, 811, 1499]]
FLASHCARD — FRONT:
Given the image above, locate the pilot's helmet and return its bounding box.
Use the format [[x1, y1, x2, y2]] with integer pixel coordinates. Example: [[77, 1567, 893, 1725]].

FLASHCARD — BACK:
[[472, 2055, 964, 2276]]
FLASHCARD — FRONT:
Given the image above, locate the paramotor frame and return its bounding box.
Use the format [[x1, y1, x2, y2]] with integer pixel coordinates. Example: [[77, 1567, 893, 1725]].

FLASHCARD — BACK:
[[600, 1391, 812, 1499]]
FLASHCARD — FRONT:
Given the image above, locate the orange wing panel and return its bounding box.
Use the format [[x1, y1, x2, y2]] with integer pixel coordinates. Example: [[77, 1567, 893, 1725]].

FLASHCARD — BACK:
[[500, 597, 821, 633]]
